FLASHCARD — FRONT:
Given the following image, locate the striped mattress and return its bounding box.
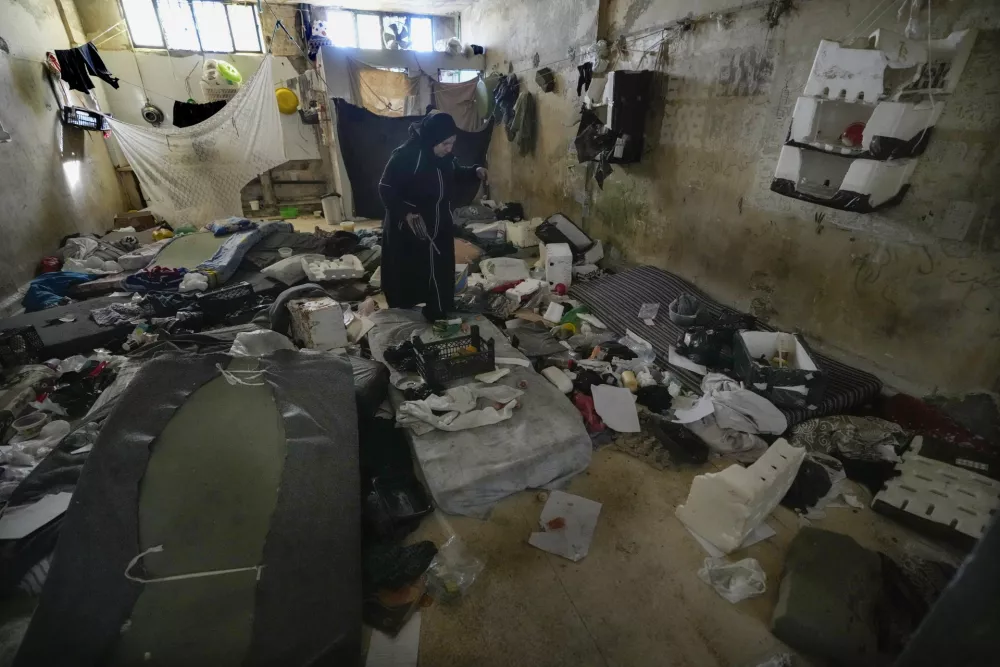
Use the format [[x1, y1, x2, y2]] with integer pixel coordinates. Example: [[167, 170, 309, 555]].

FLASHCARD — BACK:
[[570, 266, 882, 427]]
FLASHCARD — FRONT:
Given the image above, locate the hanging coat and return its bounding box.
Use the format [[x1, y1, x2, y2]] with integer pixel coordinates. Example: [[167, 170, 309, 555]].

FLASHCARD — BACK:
[[377, 141, 481, 317]]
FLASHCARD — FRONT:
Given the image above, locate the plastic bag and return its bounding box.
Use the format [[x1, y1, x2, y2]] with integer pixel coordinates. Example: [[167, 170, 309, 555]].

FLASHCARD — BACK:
[[620, 329, 656, 364], [638, 302, 660, 323], [697, 557, 766, 603], [229, 330, 297, 357], [425, 535, 484, 601]]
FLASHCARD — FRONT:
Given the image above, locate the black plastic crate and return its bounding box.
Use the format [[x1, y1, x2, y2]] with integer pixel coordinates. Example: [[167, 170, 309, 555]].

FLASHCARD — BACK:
[[62, 106, 111, 131], [195, 281, 255, 324], [413, 325, 495, 388], [0, 326, 44, 369]]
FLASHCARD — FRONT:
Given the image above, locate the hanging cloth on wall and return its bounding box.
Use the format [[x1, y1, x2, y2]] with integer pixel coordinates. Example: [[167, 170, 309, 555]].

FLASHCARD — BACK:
[[346, 58, 423, 117], [54, 42, 119, 93], [333, 99, 493, 220], [432, 79, 482, 131], [107, 56, 286, 228]]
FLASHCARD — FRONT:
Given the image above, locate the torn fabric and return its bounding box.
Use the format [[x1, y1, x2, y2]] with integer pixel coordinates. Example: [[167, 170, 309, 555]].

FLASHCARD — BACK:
[[396, 383, 524, 434], [107, 56, 286, 227]]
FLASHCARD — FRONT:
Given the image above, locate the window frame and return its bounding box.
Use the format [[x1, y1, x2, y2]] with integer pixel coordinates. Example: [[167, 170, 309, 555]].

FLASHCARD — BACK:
[[332, 10, 438, 52], [120, 0, 264, 54]]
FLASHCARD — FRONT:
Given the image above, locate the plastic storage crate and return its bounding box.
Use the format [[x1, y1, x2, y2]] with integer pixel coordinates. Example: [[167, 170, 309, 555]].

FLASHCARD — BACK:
[[0, 326, 44, 369], [413, 325, 495, 388]]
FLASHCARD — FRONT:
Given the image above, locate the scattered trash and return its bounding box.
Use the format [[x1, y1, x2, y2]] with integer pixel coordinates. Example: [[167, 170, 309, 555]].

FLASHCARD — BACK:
[[475, 368, 510, 384], [686, 522, 775, 559], [637, 302, 660, 326], [620, 329, 656, 364], [426, 535, 484, 601], [528, 490, 602, 562], [698, 557, 767, 603], [668, 294, 703, 327], [591, 385, 640, 432]]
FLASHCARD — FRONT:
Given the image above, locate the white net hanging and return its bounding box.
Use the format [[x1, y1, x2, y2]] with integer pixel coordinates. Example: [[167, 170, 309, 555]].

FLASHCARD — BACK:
[[108, 55, 286, 227]]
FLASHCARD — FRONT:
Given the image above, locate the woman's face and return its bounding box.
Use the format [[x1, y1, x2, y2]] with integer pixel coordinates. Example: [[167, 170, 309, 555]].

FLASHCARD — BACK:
[[433, 135, 457, 157]]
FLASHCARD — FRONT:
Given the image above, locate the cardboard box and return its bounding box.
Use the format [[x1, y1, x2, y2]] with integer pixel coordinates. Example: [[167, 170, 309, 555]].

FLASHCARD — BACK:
[[114, 211, 157, 231], [733, 331, 826, 409], [287, 297, 347, 350]]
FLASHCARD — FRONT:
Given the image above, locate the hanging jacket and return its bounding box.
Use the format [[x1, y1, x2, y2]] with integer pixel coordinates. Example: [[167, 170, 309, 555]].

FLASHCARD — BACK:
[[378, 139, 481, 317]]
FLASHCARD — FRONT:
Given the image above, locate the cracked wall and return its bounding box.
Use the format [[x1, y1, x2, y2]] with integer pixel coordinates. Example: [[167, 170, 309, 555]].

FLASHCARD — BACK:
[[463, 0, 1000, 394]]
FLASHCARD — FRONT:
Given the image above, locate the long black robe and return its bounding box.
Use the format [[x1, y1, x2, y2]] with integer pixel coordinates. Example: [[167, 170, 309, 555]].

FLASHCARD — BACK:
[[377, 142, 481, 318]]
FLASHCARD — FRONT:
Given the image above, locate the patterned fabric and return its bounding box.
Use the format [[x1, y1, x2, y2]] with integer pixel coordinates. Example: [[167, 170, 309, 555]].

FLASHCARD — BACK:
[[569, 266, 883, 427], [790, 416, 909, 461]]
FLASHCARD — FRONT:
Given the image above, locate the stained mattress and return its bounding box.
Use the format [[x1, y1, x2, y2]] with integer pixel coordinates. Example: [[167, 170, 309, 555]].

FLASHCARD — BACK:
[[367, 310, 592, 518], [570, 266, 882, 426]]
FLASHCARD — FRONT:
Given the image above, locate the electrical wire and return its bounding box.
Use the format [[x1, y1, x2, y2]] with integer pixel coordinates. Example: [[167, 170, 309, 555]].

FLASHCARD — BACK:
[[842, 0, 899, 42]]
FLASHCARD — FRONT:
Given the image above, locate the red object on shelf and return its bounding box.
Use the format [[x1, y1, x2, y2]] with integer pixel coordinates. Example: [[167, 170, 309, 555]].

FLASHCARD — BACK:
[[841, 122, 866, 148], [40, 257, 62, 273]]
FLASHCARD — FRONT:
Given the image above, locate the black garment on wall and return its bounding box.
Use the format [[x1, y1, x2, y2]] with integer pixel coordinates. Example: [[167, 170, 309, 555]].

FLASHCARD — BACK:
[[173, 100, 228, 128], [54, 43, 119, 93], [334, 99, 493, 220]]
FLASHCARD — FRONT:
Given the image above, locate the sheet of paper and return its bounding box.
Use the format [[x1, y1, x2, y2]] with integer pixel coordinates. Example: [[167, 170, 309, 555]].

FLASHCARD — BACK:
[[591, 384, 640, 432], [669, 346, 707, 375], [672, 395, 714, 424], [529, 491, 603, 562], [684, 523, 776, 558], [366, 612, 421, 667], [0, 492, 73, 540]]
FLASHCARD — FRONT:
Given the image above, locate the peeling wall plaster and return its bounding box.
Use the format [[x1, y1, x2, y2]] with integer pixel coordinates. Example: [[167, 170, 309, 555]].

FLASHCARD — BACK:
[[0, 0, 124, 301], [463, 0, 1000, 394]]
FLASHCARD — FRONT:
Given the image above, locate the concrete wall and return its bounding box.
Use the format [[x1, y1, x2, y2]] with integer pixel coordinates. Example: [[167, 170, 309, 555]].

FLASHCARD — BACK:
[[0, 0, 124, 301], [462, 0, 1000, 395]]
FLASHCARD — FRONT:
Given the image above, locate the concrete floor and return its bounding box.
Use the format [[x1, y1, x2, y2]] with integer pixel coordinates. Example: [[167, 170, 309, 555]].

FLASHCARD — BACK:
[[405, 445, 950, 667]]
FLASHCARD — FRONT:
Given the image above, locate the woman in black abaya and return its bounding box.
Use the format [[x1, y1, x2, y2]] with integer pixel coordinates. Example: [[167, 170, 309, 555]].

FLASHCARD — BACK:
[[377, 112, 487, 320]]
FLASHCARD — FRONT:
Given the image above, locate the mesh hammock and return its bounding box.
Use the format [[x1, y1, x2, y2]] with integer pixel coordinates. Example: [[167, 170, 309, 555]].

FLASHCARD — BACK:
[[108, 55, 287, 227]]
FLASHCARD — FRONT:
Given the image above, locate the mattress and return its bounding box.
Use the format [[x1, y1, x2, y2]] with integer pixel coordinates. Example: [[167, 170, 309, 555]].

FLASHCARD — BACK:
[[570, 266, 883, 426], [367, 309, 592, 518]]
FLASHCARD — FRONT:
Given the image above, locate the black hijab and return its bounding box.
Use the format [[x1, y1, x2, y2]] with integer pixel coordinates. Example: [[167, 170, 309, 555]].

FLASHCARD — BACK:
[[406, 112, 458, 163]]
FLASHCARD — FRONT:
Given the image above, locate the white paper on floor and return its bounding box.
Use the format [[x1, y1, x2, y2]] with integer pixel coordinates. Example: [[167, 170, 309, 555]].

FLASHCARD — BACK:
[[0, 492, 73, 540], [591, 385, 640, 432], [366, 612, 420, 667], [529, 490, 602, 562], [685, 523, 776, 559]]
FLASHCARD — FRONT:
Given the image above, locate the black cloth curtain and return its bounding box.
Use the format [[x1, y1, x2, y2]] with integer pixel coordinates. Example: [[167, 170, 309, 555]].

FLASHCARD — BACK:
[[334, 99, 493, 220]]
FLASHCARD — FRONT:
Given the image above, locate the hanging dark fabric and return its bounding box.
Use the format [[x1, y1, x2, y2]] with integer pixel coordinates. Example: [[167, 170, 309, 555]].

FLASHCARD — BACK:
[[54, 43, 119, 93], [173, 100, 227, 128], [334, 99, 493, 220]]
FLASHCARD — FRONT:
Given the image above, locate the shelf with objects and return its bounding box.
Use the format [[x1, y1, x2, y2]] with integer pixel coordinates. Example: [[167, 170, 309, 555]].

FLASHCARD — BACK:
[[770, 28, 976, 213]]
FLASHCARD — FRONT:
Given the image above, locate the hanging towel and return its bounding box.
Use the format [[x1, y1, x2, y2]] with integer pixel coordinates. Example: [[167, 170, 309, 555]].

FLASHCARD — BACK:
[[107, 56, 286, 228], [433, 79, 482, 131]]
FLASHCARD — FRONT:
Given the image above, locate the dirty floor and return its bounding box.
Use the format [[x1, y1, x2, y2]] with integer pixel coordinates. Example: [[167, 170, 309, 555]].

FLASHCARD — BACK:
[[406, 446, 942, 667]]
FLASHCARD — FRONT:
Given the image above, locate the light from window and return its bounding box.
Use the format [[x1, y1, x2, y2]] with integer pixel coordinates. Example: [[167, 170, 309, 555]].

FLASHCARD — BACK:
[[192, 1, 233, 52], [440, 69, 480, 83], [356, 14, 383, 50], [410, 17, 432, 52], [121, 0, 165, 48], [326, 10, 357, 48], [158, 0, 200, 50], [227, 3, 261, 52], [123, 1, 262, 53]]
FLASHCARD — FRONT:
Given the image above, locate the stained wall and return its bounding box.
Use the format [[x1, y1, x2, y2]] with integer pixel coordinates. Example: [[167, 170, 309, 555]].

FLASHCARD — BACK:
[[463, 0, 1000, 394]]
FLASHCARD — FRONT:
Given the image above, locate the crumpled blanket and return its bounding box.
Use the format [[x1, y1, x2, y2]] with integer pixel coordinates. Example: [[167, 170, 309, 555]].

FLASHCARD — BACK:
[[118, 238, 172, 271], [23, 272, 95, 312], [90, 302, 147, 327], [676, 373, 787, 461], [790, 415, 907, 462], [397, 383, 524, 435], [123, 266, 188, 292]]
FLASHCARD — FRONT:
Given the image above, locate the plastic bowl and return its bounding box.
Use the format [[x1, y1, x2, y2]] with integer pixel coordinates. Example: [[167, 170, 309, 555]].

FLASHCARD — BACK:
[[12, 412, 49, 438], [278, 247, 293, 258]]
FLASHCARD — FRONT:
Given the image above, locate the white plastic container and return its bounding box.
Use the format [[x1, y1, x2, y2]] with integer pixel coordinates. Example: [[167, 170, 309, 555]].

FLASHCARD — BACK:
[[287, 297, 348, 350], [544, 242, 573, 289], [321, 193, 342, 225], [542, 367, 574, 393], [302, 254, 365, 282]]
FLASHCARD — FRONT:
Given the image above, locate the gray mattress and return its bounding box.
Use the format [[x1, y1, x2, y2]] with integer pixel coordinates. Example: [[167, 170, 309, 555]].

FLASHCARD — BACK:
[[367, 309, 592, 518]]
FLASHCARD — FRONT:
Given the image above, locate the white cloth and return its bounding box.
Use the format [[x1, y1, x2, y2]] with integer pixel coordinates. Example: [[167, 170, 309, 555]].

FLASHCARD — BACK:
[[676, 374, 787, 460], [397, 383, 524, 435], [117, 239, 172, 270], [108, 56, 286, 227]]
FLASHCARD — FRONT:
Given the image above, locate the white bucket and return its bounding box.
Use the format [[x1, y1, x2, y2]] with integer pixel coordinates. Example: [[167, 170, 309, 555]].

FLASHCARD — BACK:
[[249, 200, 261, 211], [321, 193, 342, 225]]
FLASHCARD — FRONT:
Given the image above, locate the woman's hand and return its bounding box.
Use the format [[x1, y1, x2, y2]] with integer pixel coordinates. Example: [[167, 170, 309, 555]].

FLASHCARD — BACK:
[[476, 167, 489, 182], [405, 212, 429, 239]]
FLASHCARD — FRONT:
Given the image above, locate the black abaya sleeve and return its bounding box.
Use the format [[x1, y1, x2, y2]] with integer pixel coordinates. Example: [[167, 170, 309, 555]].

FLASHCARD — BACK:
[[452, 158, 482, 186], [378, 150, 419, 225]]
